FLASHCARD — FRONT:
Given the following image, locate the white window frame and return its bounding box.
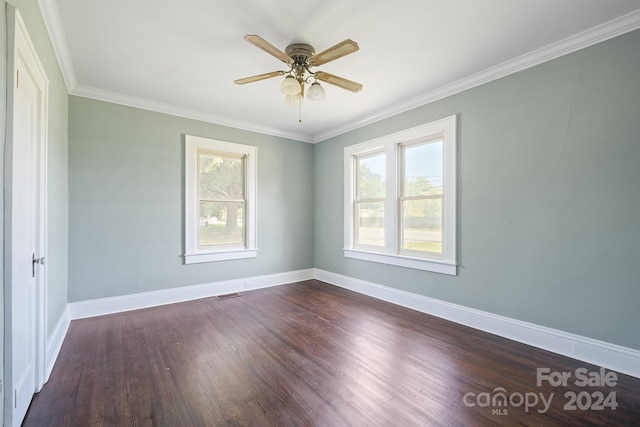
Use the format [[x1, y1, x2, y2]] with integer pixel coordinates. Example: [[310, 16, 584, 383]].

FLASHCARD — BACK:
[[185, 135, 257, 264], [344, 115, 457, 275]]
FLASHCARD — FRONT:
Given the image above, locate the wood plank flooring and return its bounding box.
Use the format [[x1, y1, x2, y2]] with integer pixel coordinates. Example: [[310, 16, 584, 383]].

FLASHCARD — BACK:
[[24, 280, 640, 426]]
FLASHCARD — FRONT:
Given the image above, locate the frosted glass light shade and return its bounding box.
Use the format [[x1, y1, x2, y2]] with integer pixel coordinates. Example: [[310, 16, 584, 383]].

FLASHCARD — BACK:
[[306, 82, 326, 101], [285, 94, 302, 106], [280, 76, 301, 95]]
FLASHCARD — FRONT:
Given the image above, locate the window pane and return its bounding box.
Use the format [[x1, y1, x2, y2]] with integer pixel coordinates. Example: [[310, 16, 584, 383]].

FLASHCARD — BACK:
[[356, 201, 385, 247], [402, 198, 442, 254], [199, 201, 244, 247], [357, 153, 385, 200], [199, 152, 244, 200], [403, 141, 443, 197]]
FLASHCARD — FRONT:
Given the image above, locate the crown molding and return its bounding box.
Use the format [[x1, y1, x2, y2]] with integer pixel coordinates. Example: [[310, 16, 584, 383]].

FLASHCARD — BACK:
[[70, 84, 314, 143], [312, 8, 640, 143], [37, 0, 312, 143], [37, 0, 76, 91], [38, 0, 640, 144]]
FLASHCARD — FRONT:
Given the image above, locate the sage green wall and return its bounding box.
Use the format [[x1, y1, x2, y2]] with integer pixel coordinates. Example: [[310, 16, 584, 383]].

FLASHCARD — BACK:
[[314, 30, 640, 351], [68, 97, 314, 302]]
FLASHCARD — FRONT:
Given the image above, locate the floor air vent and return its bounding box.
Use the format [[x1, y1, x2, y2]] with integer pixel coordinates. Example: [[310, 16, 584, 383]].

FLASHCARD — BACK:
[[216, 293, 242, 300]]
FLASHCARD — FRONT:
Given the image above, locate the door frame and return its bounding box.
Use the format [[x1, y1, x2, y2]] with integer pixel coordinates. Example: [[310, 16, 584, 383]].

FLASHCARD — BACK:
[[4, 6, 49, 426]]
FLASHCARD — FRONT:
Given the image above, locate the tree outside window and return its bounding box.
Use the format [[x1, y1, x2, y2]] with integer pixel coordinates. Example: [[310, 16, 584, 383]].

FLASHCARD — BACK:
[[198, 151, 245, 247]]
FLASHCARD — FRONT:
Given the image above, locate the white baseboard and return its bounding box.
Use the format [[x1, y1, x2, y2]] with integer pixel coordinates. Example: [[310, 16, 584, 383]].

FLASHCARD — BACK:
[[46, 305, 70, 381], [49, 267, 639, 382], [68, 268, 314, 320], [314, 268, 640, 379]]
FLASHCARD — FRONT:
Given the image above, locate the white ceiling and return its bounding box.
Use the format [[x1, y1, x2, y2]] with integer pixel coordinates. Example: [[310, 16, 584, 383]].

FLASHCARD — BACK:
[[41, 0, 640, 143]]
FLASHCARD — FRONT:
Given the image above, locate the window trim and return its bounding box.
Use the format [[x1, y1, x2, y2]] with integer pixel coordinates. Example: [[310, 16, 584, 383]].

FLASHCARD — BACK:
[[344, 115, 457, 275], [184, 135, 257, 264]]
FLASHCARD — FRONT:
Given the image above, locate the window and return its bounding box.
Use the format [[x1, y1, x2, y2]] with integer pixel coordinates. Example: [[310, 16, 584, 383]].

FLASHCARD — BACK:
[[185, 135, 257, 264], [344, 115, 457, 275]]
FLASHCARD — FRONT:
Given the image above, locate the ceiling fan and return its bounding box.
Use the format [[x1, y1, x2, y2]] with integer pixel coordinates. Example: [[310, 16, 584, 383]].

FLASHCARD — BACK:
[[234, 35, 363, 106]]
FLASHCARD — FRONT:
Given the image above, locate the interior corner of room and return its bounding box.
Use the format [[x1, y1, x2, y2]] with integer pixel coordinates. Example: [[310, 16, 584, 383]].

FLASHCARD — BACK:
[[3, 1, 640, 425]]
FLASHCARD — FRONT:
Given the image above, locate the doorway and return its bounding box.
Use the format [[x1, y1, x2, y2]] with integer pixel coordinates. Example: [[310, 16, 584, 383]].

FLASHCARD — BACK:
[[4, 7, 49, 427]]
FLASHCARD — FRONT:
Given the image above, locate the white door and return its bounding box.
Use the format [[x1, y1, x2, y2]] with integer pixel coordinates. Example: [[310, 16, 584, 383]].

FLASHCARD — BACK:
[[5, 9, 48, 427], [11, 62, 38, 424]]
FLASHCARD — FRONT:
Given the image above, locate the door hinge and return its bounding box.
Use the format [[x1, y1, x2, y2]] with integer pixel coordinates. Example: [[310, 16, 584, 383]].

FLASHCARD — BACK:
[[16, 69, 19, 89], [15, 389, 17, 408]]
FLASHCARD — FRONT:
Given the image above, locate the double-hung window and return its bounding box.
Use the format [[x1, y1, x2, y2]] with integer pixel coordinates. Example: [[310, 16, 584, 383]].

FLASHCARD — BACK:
[[344, 115, 457, 275], [185, 135, 257, 264]]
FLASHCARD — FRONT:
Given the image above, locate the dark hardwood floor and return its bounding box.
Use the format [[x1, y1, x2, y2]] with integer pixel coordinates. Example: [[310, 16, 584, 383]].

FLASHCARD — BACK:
[[24, 280, 640, 426]]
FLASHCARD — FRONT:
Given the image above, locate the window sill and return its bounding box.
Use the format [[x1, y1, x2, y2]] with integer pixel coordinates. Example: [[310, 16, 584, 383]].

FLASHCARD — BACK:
[[184, 248, 257, 264], [344, 249, 457, 275]]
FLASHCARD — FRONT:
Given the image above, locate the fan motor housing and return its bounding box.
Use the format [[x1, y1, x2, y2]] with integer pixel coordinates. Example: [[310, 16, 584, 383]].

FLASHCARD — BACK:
[[285, 43, 315, 64]]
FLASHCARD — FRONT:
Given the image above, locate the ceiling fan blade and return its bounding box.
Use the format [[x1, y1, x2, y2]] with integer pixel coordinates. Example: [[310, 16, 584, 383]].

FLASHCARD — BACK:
[[309, 39, 359, 66], [243, 34, 292, 64], [234, 71, 284, 85], [316, 72, 363, 93]]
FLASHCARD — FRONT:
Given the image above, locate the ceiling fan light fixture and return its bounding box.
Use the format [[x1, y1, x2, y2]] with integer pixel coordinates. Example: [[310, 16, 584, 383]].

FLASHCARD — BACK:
[[306, 82, 326, 101], [235, 35, 362, 117], [280, 75, 301, 95], [285, 93, 302, 106]]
